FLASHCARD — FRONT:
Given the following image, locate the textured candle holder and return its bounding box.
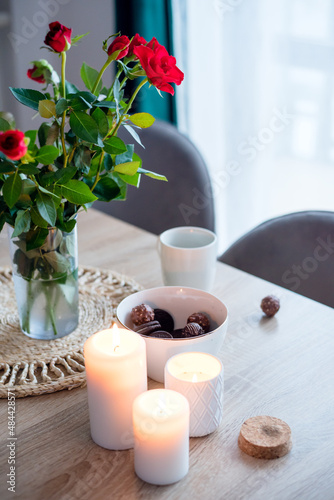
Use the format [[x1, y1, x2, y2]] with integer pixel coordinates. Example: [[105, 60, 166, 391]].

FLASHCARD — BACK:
[[165, 352, 224, 437]]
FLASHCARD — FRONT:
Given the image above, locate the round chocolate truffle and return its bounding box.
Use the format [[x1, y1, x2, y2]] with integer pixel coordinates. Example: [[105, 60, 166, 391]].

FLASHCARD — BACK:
[[261, 295, 280, 317], [182, 322, 204, 338], [131, 303, 154, 326], [187, 312, 210, 333]]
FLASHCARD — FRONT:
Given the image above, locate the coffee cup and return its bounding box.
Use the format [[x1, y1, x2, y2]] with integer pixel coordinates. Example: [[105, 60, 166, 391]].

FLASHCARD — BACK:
[[157, 226, 217, 291]]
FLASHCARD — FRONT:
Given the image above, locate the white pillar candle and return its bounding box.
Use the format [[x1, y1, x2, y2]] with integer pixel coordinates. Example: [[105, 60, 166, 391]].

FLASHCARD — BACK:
[[132, 389, 189, 485], [84, 324, 147, 450], [165, 352, 224, 437]]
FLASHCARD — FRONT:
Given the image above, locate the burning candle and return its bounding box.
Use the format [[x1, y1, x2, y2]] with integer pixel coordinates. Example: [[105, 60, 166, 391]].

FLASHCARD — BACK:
[[165, 352, 224, 437], [132, 389, 189, 485], [84, 324, 147, 450]]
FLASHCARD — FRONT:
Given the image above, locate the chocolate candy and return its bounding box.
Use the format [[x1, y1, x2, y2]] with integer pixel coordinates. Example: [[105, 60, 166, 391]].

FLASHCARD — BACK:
[[187, 312, 210, 333], [154, 308, 174, 333], [261, 295, 280, 317], [150, 331, 173, 339], [135, 320, 161, 336], [182, 322, 204, 338], [171, 328, 183, 339], [131, 303, 154, 325]]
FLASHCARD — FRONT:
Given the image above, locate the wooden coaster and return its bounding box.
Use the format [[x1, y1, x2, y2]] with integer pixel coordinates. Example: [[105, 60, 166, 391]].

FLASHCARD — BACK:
[[238, 416, 292, 459]]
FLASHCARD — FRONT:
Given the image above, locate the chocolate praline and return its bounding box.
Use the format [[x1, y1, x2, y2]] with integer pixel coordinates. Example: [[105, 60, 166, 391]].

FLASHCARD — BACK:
[[181, 322, 204, 338], [131, 303, 154, 326], [261, 295, 280, 317], [187, 312, 210, 333]]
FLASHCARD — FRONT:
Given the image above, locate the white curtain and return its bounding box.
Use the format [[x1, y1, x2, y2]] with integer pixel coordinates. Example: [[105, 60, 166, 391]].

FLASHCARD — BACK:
[[172, 0, 334, 253]]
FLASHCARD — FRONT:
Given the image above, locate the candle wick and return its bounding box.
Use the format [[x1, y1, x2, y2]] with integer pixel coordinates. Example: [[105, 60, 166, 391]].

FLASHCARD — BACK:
[[114, 345, 120, 353]]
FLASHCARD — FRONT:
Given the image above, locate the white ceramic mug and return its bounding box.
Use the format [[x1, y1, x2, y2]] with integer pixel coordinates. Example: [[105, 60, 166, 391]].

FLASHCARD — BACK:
[[158, 226, 217, 291]]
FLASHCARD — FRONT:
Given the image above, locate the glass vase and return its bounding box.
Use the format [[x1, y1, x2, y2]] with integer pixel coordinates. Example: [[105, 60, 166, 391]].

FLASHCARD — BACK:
[[7, 224, 79, 340]]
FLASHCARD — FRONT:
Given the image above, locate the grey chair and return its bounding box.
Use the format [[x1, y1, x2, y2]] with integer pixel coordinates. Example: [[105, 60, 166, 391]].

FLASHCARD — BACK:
[[218, 211, 334, 308], [94, 120, 215, 235]]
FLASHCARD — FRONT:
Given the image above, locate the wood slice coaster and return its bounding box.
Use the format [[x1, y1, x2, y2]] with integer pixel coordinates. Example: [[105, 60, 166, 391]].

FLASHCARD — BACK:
[[238, 416, 292, 459]]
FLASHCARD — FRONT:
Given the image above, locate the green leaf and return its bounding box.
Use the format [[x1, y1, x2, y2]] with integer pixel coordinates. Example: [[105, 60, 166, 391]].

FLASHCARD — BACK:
[[36, 192, 56, 226], [68, 91, 97, 105], [12, 210, 31, 237], [0, 118, 11, 131], [31, 206, 48, 228], [39, 100, 56, 118], [0, 163, 16, 174], [129, 112, 155, 128], [63, 80, 80, 97], [19, 164, 39, 175], [38, 185, 61, 201], [55, 98, 68, 115], [92, 176, 121, 201], [54, 166, 77, 185], [0, 213, 6, 232], [137, 167, 168, 181], [61, 180, 98, 205], [103, 137, 127, 155], [3, 171, 22, 208], [26, 227, 49, 251], [123, 124, 144, 148], [115, 144, 134, 165], [69, 111, 99, 145], [114, 161, 140, 175], [57, 217, 76, 234], [68, 95, 92, 111], [25, 130, 37, 149], [35, 145, 59, 165], [80, 62, 102, 93], [44, 250, 70, 273], [71, 32, 89, 44], [92, 107, 109, 138], [119, 172, 141, 187], [10, 87, 46, 111], [21, 178, 36, 195], [93, 101, 116, 109]]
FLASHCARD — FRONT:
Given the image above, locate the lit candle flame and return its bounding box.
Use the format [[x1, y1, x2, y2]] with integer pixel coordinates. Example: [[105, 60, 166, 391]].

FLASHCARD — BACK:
[[192, 373, 198, 383], [111, 323, 121, 352]]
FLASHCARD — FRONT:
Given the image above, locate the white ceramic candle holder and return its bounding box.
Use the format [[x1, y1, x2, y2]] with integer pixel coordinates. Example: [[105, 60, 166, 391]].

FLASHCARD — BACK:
[[165, 352, 224, 437], [133, 389, 190, 485], [84, 324, 147, 450]]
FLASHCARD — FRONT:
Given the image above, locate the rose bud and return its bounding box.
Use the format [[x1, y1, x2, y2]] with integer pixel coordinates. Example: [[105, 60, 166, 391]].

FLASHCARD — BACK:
[[128, 33, 147, 58], [107, 35, 130, 60], [27, 65, 46, 84], [44, 21, 72, 53], [0, 130, 27, 161]]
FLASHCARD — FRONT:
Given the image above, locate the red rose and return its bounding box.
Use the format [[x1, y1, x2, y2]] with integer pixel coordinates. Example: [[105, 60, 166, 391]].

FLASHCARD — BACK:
[[133, 39, 184, 95], [128, 33, 147, 58], [107, 35, 130, 60], [44, 22, 72, 53], [0, 130, 27, 161], [27, 65, 46, 84]]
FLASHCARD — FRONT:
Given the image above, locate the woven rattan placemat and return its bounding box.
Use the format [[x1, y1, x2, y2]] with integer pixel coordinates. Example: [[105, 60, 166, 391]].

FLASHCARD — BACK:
[[0, 265, 143, 398]]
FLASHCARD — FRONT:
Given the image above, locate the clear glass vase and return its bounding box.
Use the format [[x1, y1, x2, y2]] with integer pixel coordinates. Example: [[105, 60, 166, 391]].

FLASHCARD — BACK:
[[7, 224, 79, 340]]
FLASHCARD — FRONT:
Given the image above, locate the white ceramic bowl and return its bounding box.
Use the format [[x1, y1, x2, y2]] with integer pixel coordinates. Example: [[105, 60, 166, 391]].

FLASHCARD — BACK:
[[116, 286, 228, 383]]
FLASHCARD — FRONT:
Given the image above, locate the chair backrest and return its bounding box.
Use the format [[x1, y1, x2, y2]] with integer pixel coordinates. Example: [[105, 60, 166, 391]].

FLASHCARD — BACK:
[[93, 120, 215, 235], [218, 211, 334, 308]]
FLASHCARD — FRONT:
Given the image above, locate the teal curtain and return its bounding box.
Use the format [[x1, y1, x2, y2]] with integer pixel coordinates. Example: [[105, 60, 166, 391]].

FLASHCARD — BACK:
[[115, 0, 176, 124]]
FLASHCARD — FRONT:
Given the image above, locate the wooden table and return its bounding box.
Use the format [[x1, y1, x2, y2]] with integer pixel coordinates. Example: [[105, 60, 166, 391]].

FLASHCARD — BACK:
[[0, 209, 333, 500]]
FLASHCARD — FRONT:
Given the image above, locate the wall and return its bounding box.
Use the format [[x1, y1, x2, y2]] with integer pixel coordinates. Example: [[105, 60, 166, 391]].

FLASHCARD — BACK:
[[1, 0, 115, 130]]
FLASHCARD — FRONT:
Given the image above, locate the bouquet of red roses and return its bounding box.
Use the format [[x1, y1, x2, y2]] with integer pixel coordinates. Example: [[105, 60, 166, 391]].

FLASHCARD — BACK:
[[0, 22, 184, 248]]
